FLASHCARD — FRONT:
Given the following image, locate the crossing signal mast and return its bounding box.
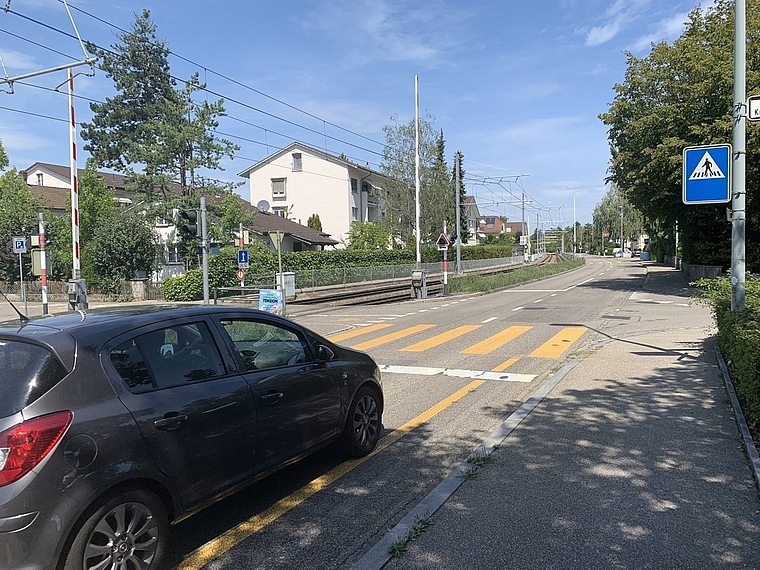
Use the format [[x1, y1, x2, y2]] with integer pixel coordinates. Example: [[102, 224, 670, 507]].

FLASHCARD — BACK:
[[1, 0, 97, 310]]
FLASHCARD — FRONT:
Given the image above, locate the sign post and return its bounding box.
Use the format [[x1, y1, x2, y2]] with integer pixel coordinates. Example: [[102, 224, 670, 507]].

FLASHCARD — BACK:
[[12, 237, 27, 315], [436, 232, 451, 296]]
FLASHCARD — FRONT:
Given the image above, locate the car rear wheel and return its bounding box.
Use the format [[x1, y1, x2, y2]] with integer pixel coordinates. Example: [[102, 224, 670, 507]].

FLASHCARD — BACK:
[[64, 489, 167, 570], [342, 386, 382, 457]]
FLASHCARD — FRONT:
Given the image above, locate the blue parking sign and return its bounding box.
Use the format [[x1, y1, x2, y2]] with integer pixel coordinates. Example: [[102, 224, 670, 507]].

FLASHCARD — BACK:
[[12, 236, 27, 254], [682, 144, 731, 204]]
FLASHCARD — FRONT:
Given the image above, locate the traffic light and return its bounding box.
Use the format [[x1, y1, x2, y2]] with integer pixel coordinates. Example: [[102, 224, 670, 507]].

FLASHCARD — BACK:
[[180, 210, 199, 236]]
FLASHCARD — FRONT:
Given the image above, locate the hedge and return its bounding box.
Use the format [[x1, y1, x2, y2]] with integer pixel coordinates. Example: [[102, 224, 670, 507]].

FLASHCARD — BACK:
[[162, 245, 519, 301], [693, 275, 760, 429]]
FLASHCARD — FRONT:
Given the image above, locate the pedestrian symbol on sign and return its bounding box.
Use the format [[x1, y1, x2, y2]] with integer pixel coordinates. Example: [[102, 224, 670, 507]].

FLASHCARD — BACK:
[[688, 151, 725, 181]]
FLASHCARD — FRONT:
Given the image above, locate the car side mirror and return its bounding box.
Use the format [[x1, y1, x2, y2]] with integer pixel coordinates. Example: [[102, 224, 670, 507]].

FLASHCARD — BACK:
[[317, 345, 335, 362]]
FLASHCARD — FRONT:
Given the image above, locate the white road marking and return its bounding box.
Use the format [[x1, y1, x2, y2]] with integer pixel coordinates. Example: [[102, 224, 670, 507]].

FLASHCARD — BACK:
[[533, 299, 542, 303], [512, 306, 524, 312], [379, 364, 535, 383], [482, 317, 497, 323]]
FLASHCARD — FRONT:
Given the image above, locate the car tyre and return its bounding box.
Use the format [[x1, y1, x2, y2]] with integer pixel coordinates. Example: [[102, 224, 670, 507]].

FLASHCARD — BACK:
[[63, 489, 168, 570], [342, 385, 382, 457]]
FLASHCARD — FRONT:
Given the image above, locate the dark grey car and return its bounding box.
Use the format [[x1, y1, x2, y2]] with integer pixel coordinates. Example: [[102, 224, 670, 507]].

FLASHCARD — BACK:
[[0, 305, 383, 570]]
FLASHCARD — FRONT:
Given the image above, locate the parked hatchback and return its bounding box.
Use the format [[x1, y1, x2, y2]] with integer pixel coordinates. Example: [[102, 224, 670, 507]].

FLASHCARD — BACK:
[[0, 305, 383, 570]]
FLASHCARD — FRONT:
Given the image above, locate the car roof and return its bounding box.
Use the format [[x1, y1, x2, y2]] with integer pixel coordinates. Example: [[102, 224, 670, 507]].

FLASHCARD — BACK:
[[0, 304, 280, 338]]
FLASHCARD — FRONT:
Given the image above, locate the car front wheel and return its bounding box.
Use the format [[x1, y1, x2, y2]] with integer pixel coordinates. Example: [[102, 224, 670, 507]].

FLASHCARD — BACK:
[[342, 386, 382, 457], [64, 489, 167, 570]]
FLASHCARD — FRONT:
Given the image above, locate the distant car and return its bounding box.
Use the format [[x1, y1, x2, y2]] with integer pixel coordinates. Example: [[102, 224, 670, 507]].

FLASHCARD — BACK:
[[0, 305, 383, 570], [632, 249, 642, 257]]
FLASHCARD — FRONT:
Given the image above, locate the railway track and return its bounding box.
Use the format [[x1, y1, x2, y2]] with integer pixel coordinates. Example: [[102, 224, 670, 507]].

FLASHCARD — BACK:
[[288, 254, 564, 306]]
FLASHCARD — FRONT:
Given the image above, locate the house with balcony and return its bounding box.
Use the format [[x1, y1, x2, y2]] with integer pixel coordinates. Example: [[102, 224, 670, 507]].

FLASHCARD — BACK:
[[238, 142, 385, 247]]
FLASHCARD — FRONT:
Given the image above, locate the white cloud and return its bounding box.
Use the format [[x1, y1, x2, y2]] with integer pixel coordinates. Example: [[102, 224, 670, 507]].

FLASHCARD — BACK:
[[629, 11, 689, 52], [585, 0, 652, 47], [583, 63, 608, 76], [301, 0, 471, 66], [0, 125, 52, 152], [0, 48, 37, 73]]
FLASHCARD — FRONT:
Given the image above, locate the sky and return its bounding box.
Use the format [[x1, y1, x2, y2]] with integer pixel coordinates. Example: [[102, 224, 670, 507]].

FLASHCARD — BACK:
[[0, 0, 717, 227]]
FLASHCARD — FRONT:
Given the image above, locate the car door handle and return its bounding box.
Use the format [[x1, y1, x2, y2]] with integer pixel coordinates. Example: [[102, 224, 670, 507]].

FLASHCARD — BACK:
[[154, 414, 188, 431], [261, 391, 284, 404]]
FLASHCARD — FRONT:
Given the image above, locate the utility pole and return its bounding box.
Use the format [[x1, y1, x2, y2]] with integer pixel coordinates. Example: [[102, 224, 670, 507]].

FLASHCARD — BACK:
[[201, 197, 209, 305], [455, 152, 462, 273], [732, 0, 746, 310], [414, 75, 421, 269]]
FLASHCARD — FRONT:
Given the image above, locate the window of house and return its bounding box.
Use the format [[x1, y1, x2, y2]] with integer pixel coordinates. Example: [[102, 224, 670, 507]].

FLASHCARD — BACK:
[[352, 207, 358, 221], [361, 181, 370, 193], [36, 173, 43, 186], [272, 178, 286, 199], [485, 217, 495, 229], [351, 178, 358, 193], [273, 208, 287, 218], [292, 153, 302, 171]]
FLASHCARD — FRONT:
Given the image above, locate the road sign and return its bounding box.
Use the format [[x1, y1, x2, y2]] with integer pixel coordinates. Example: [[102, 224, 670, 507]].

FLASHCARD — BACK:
[[748, 95, 760, 121], [12, 236, 27, 254], [435, 232, 450, 250], [236, 268, 245, 281], [237, 249, 249, 268], [682, 144, 731, 204]]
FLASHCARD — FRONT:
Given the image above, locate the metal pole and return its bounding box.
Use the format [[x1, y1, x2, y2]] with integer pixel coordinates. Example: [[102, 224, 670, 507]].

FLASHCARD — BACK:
[[239, 222, 245, 289], [414, 75, 421, 269], [201, 197, 209, 305], [620, 206, 623, 256], [18, 252, 27, 316], [442, 221, 448, 296], [573, 197, 576, 255], [39, 213, 48, 315], [732, 0, 746, 311], [455, 152, 462, 273], [68, 68, 80, 281]]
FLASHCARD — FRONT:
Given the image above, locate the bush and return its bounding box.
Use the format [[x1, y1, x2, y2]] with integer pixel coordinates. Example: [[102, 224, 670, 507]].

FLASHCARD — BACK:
[[693, 275, 760, 428]]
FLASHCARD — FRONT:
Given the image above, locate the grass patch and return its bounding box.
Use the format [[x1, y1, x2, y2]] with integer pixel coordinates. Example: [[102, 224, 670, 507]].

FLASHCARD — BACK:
[[449, 259, 585, 293], [387, 512, 433, 558]]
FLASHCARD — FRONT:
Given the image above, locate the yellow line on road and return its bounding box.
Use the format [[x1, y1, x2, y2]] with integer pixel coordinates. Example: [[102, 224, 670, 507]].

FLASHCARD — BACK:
[[461, 326, 532, 355], [400, 325, 481, 352], [351, 324, 435, 350], [328, 323, 392, 343], [528, 327, 587, 358], [174, 380, 485, 570], [492, 355, 523, 372]]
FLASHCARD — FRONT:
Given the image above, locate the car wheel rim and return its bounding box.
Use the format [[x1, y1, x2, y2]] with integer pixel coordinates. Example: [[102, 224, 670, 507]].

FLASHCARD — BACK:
[[83, 501, 159, 570], [352, 394, 379, 448]]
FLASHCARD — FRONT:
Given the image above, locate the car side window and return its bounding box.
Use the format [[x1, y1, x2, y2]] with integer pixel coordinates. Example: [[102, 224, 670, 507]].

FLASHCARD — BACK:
[[110, 322, 227, 392], [220, 320, 310, 371]]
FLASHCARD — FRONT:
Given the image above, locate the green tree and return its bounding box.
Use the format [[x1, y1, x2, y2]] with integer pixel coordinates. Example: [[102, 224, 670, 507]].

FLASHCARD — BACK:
[[346, 222, 390, 250], [599, 0, 760, 267], [89, 210, 162, 291], [422, 130, 454, 241], [592, 186, 644, 254], [307, 213, 323, 232], [81, 9, 237, 198], [0, 141, 39, 282], [379, 113, 437, 244], [451, 151, 470, 243]]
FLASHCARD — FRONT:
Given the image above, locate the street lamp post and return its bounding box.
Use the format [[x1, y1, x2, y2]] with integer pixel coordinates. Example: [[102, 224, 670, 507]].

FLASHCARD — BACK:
[[619, 206, 624, 256]]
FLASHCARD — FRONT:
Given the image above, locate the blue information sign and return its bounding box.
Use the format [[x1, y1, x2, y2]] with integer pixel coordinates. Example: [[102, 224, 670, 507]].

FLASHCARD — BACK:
[[258, 289, 283, 315], [237, 249, 249, 268], [682, 144, 731, 204]]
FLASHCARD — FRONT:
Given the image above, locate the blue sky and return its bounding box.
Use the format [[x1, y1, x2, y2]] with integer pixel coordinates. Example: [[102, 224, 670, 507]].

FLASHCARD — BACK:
[[0, 0, 715, 226]]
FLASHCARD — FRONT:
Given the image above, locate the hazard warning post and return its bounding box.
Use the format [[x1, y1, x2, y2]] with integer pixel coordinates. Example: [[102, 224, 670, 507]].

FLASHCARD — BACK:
[[682, 144, 732, 204]]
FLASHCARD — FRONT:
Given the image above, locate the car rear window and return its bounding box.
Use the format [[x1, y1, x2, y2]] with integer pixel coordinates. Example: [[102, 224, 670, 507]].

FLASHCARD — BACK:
[[0, 339, 68, 418]]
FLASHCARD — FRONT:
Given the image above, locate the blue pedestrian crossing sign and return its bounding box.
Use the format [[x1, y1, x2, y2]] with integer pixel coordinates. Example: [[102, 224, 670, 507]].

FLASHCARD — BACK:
[[682, 144, 731, 204]]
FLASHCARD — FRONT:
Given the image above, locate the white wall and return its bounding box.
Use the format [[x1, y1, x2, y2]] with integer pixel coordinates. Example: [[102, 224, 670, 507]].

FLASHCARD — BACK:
[[26, 166, 70, 188], [249, 146, 351, 245]]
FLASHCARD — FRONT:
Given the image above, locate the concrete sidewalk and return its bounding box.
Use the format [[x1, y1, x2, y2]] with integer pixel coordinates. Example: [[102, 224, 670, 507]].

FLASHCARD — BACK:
[[356, 264, 760, 569]]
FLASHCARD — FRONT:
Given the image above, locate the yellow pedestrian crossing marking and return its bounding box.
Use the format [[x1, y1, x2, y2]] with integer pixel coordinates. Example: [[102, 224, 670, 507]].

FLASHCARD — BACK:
[[328, 323, 392, 343], [528, 327, 586, 358], [351, 325, 436, 351], [492, 355, 523, 372], [400, 325, 481, 352], [461, 326, 532, 355]]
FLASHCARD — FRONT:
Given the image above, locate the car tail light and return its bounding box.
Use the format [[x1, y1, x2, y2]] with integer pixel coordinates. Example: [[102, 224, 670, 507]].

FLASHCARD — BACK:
[[0, 411, 73, 487]]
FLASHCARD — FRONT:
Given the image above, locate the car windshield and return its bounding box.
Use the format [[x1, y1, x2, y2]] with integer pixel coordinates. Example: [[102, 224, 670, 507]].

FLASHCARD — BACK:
[[0, 339, 68, 418]]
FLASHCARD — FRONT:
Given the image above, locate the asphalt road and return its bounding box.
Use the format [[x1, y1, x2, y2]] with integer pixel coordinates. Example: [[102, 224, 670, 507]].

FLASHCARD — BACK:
[[160, 257, 698, 570], [1, 258, 726, 570]]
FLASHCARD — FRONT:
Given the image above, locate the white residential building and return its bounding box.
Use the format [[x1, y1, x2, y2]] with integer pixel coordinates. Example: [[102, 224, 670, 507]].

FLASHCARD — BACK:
[[239, 142, 385, 246]]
